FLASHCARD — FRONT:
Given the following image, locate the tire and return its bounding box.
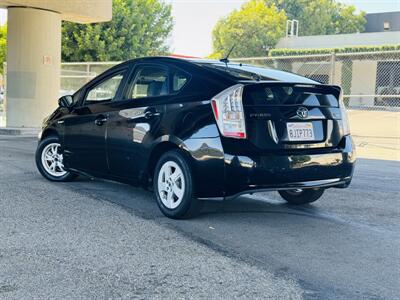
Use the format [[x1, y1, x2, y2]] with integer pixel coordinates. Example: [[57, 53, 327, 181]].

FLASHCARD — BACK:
[[35, 135, 77, 182], [278, 188, 324, 205], [153, 150, 201, 219]]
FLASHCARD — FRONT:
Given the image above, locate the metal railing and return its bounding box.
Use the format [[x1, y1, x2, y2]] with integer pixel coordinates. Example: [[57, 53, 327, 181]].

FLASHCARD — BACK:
[[1, 54, 399, 161], [60, 61, 120, 96], [2, 50, 400, 113], [59, 51, 400, 110]]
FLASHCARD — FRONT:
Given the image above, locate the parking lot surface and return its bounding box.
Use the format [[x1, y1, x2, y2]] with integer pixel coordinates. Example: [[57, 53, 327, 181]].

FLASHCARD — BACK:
[[1, 136, 399, 299], [348, 110, 400, 161]]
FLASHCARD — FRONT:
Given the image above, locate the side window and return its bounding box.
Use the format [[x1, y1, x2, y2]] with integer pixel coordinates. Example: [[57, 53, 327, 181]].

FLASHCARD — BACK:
[[85, 71, 125, 104], [172, 70, 189, 92], [129, 66, 168, 99]]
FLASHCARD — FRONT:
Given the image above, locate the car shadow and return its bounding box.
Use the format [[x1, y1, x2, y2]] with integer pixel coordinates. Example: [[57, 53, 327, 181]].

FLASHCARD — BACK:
[[63, 175, 339, 225], [198, 194, 344, 224], [53, 157, 400, 226]]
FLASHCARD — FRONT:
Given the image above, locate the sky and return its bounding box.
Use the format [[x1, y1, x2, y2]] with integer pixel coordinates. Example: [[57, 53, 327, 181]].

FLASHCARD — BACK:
[[1, 0, 399, 57], [169, 0, 400, 57]]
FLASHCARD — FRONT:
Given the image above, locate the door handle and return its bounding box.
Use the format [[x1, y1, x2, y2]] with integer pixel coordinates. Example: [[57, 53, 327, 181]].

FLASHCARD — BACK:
[[94, 115, 108, 126], [144, 109, 161, 119]]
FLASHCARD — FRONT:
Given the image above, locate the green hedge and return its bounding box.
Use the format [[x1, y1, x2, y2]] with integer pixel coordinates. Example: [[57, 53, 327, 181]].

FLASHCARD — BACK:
[[269, 45, 400, 56]]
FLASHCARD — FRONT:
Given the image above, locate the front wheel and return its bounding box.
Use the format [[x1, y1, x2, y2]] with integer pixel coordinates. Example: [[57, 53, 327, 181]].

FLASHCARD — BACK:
[[35, 135, 77, 182], [278, 188, 324, 205], [153, 150, 201, 219]]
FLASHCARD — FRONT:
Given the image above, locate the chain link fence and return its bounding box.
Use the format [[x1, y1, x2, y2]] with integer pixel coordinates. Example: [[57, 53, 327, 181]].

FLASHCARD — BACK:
[[1, 53, 399, 159], [2, 50, 400, 120], [0, 62, 120, 126], [57, 53, 400, 160], [230, 50, 399, 160], [58, 50, 400, 111], [232, 50, 400, 111]]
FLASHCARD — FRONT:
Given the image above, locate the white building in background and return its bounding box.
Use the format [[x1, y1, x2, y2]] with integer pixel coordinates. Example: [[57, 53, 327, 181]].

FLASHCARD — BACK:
[[277, 11, 400, 49], [276, 31, 400, 49], [274, 12, 400, 108], [0, 1, 112, 128]]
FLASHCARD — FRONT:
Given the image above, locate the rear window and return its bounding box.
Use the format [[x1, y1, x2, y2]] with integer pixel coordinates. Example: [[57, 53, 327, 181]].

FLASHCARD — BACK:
[[244, 84, 339, 107]]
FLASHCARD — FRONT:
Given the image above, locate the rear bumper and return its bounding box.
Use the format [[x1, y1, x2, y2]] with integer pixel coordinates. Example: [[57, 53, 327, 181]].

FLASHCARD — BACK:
[[222, 135, 355, 197], [186, 135, 355, 199], [221, 177, 352, 200]]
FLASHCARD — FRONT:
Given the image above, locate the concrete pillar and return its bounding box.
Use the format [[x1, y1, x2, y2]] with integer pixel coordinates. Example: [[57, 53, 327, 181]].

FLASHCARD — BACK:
[[6, 7, 61, 127]]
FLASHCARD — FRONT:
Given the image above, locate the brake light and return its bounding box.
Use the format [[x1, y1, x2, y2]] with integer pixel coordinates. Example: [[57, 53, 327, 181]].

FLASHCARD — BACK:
[[211, 84, 246, 139]]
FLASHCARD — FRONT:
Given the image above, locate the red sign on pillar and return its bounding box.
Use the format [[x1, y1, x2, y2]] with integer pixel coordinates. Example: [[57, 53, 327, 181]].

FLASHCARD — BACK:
[[43, 56, 53, 65]]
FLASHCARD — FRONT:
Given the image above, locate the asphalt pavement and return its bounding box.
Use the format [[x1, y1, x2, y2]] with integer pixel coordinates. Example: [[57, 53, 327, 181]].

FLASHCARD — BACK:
[[0, 136, 399, 299]]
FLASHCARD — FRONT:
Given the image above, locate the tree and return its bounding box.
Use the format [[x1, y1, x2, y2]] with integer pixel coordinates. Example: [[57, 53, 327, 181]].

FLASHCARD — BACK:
[[62, 0, 173, 62], [265, 0, 366, 36], [0, 24, 6, 75], [333, 5, 366, 34], [211, 0, 287, 58]]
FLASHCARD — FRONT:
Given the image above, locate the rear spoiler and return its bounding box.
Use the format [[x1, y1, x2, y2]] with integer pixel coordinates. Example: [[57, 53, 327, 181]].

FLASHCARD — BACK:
[[243, 82, 342, 99]]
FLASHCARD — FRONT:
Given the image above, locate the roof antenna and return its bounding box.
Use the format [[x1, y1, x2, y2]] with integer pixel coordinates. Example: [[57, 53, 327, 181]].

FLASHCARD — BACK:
[[220, 44, 236, 66]]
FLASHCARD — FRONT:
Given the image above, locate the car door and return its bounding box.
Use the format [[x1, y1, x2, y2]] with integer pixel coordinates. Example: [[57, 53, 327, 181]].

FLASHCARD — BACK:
[[106, 63, 174, 183], [63, 67, 129, 176]]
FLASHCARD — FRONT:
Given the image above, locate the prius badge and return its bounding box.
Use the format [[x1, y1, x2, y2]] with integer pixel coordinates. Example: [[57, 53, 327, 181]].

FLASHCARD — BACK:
[[296, 107, 309, 119]]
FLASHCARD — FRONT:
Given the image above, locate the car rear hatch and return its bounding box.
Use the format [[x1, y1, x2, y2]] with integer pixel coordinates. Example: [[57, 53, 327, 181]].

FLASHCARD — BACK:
[[241, 82, 343, 152]]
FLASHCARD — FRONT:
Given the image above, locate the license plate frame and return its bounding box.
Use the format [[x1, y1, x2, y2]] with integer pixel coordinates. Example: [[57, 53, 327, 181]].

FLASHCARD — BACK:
[[286, 122, 315, 141]]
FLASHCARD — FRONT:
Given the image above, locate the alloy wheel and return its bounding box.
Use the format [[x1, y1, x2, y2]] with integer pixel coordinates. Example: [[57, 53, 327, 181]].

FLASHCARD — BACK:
[[41, 143, 67, 177], [157, 161, 185, 209]]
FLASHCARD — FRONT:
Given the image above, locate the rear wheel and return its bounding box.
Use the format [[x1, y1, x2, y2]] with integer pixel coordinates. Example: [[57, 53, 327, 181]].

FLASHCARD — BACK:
[[278, 188, 324, 205], [153, 150, 201, 219], [35, 135, 77, 182]]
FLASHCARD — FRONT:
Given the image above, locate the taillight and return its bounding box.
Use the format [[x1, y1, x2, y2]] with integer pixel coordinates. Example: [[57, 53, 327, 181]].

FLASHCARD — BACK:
[[339, 92, 350, 135], [211, 84, 246, 139]]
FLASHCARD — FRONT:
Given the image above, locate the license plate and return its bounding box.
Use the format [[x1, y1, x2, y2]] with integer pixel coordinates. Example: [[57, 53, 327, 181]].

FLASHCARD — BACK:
[[287, 122, 315, 141]]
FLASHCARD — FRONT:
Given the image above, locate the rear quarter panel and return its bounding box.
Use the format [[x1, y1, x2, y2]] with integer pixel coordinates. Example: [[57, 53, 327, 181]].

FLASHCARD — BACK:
[[163, 95, 226, 198], [152, 62, 234, 198]]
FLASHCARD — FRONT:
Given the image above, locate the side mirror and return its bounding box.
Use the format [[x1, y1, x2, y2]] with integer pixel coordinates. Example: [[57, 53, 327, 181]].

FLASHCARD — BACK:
[[58, 95, 74, 108]]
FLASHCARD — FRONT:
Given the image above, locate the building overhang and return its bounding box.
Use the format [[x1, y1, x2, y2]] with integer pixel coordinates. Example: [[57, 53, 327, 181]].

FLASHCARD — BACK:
[[0, 0, 112, 23]]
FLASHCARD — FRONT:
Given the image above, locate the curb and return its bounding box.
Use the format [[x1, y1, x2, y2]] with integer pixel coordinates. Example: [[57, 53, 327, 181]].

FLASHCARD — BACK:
[[0, 127, 40, 137]]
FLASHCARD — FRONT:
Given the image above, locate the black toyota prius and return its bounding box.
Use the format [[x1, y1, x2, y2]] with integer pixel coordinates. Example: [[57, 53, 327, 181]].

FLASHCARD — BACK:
[[35, 56, 356, 219]]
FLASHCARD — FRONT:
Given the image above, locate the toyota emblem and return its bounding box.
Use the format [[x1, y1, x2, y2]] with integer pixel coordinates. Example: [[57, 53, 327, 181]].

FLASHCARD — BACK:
[[296, 107, 309, 119]]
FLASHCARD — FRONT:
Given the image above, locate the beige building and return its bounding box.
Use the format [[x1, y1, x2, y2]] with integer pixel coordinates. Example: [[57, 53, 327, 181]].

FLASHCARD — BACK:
[[0, 0, 112, 127]]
